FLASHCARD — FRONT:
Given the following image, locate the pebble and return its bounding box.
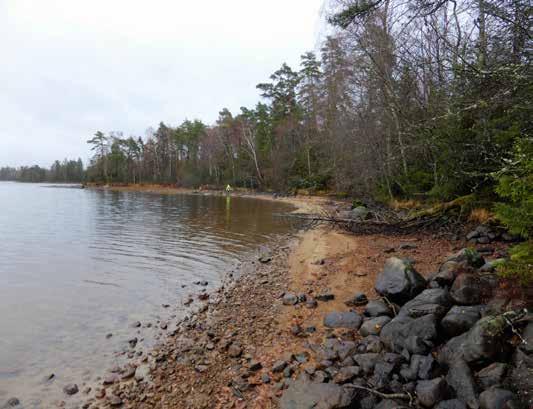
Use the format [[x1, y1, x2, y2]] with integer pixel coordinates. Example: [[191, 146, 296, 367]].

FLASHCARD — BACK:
[[63, 384, 79, 395]]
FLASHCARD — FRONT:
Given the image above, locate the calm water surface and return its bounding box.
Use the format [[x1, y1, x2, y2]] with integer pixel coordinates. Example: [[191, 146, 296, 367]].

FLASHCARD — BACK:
[[0, 182, 293, 407]]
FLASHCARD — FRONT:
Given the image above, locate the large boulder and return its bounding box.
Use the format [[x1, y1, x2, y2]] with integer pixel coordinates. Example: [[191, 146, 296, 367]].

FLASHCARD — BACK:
[[450, 274, 483, 305], [279, 377, 356, 409], [324, 312, 363, 330], [380, 314, 438, 354], [375, 258, 426, 305], [441, 306, 483, 337], [446, 359, 478, 409], [398, 288, 452, 319], [440, 313, 512, 365]]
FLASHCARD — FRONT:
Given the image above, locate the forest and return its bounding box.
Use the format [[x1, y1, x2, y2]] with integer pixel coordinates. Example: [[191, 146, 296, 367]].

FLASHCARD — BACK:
[[0, 159, 85, 183]]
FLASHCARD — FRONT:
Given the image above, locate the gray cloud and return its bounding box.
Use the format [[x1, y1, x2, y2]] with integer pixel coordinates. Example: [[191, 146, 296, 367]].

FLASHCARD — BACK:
[[0, 0, 323, 167]]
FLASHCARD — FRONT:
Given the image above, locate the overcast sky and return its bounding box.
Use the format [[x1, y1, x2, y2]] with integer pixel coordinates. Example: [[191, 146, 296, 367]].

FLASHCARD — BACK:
[[0, 0, 325, 167]]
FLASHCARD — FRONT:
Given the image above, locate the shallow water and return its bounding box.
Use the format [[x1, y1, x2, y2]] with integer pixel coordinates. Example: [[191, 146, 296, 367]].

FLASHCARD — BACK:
[[0, 182, 293, 407]]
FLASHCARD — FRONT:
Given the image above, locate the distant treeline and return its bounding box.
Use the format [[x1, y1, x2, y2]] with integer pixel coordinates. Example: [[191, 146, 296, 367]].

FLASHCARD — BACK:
[[0, 159, 85, 183]]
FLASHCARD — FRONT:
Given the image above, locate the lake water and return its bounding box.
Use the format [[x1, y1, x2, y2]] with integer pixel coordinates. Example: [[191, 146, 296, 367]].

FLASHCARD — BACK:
[[0, 182, 293, 407]]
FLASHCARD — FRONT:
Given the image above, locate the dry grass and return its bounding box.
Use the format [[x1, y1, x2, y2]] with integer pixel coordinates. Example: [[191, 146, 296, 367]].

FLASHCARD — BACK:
[[468, 207, 494, 224], [390, 198, 422, 210]]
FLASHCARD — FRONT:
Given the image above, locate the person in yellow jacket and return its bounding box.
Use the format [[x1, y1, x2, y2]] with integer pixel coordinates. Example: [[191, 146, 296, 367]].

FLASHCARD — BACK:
[[225, 184, 233, 195]]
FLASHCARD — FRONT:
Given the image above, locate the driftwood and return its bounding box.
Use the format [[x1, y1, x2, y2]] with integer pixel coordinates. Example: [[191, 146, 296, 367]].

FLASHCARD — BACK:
[[276, 195, 475, 235]]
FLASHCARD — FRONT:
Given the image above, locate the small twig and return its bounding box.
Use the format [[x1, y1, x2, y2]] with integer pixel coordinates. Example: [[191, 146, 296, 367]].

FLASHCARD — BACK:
[[344, 384, 412, 402]]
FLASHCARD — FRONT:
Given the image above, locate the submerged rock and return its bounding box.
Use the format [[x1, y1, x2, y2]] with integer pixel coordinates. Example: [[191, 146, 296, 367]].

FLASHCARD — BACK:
[[63, 384, 79, 395]]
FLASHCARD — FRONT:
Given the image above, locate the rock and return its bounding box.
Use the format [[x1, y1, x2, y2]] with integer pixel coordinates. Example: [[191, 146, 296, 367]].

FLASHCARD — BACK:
[[374, 400, 410, 409], [305, 298, 318, 309], [430, 261, 464, 287], [450, 274, 483, 305], [121, 365, 136, 379], [345, 292, 368, 307], [375, 258, 426, 305], [249, 360, 262, 371], [519, 322, 533, 354], [476, 363, 507, 389], [447, 248, 485, 269], [262, 373, 271, 384], [107, 394, 122, 407], [398, 288, 452, 319], [401, 354, 438, 381], [358, 335, 384, 353], [316, 293, 335, 301], [509, 349, 533, 407], [359, 316, 391, 336], [446, 359, 478, 409], [364, 300, 393, 317], [441, 306, 483, 337], [283, 366, 294, 378], [353, 353, 379, 374], [131, 321, 141, 328], [2, 398, 20, 408], [228, 343, 243, 358], [134, 364, 151, 381], [479, 388, 515, 409], [380, 314, 438, 354], [334, 366, 362, 383], [159, 321, 167, 330], [279, 377, 355, 409], [435, 400, 468, 409], [283, 293, 299, 305], [128, 337, 138, 347], [324, 311, 363, 330], [63, 384, 79, 395], [440, 314, 511, 365], [103, 373, 119, 384], [416, 377, 450, 407], [273, 360, 289, 373], [290, 324, 303, 336]]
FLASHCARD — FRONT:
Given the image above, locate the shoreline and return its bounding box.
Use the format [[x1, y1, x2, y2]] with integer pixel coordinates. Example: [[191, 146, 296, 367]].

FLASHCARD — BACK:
[[9, 185, 526, 408], [85, 183, 333, 215], [71, 187, 491, 408]]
